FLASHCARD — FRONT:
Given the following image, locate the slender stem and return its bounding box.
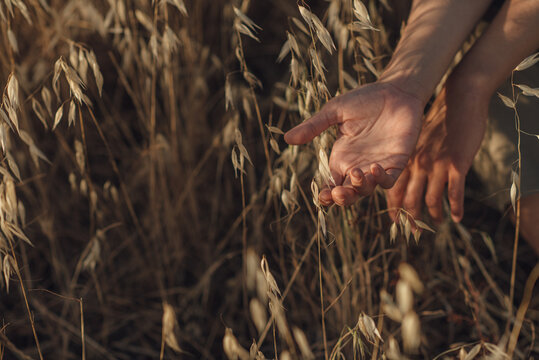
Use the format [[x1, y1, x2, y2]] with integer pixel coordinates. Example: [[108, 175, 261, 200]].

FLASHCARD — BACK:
[[508, 71, 520, 320], [7, 237, 43, 360], [507, 263, 539, 357], [240, 167, 249, 336], [236, 29, 273, 178], [80, 298, 86, 360], [338, 42, 344, 93], [273, 321, 278, 360], [318, 220, 328, 360]]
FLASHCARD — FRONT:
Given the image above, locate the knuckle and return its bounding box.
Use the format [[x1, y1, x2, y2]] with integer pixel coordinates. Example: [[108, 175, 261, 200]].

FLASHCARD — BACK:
[[386, 187, 402, 199], [350, 176, 361, 185], [425, 193, 440, 208], [450, 158, 470, 174], [417, 154, 431, 168], [448, 188, 462, 203], [403, 195, 419, 210], [306, 122, 318, 139], [325, 99, 341, 121]]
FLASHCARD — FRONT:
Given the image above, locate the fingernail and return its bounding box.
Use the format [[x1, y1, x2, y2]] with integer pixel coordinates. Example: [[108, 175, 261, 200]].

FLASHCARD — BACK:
[[352, 168, 361, 178]]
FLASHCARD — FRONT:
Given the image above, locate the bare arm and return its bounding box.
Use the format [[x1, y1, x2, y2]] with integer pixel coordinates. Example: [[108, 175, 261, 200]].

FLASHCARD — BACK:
[[453, 0, 539, 97], [380, 0, 494, 105], [386, 0, 539, 224], [285, 0, 493, 206]]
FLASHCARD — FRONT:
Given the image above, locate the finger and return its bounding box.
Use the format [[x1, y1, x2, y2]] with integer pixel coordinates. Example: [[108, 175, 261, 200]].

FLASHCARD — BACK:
[[330, 168, 344, 187], [402, 169, 427, 220], [319, 187, 334, 206], [350, 168, 365, 187], [371, 163, 399, 189], [331, 177, 360, 206], [355, 171, 376, 197], [349, 167, 376, 196], [424, 169, 448, 223], [386, 167, 410, 221], [448, 168, 466, 223], [320, 168, 342, 206], [284, 105, 338, 145]]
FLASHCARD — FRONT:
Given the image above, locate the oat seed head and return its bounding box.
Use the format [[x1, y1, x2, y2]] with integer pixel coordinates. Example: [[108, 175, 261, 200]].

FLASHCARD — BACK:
[[401, 311, 420, 354]]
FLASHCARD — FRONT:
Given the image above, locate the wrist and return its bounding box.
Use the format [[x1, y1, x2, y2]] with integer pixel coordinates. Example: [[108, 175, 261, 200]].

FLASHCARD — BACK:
[[378, 69, 431, 107]]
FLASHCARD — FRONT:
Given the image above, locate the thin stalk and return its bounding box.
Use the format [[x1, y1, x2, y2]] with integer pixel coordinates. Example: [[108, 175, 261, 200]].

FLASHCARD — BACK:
[[7, 237, 43, 360], [508, 70, 521, 320], [507, 263, 539, 357], [80, 298, 86, 360], [318, 220, 329, 360]]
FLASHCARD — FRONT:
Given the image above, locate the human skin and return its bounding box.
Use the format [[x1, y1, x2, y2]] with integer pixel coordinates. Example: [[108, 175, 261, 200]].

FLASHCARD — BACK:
[[284, 0, 493, 206], [519, 193, 539, 254], [386, 0, 539, 226], [385, 80, 488, 224]]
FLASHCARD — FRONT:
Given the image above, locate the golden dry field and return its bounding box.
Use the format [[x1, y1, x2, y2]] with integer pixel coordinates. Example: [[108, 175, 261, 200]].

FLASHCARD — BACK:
[[0, 0, 537, 359]]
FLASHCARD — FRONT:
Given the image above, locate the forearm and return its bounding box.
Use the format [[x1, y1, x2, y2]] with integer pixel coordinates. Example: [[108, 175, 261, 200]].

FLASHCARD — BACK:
[[379, 0, 493, 105], [453, 0, 539, 98]]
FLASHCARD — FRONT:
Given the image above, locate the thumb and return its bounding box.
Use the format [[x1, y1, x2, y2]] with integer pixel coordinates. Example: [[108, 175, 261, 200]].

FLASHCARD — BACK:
[[284, 105, 338, 145]]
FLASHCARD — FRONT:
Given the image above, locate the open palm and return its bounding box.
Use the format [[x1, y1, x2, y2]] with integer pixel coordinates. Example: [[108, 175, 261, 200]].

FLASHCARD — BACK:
[[285, 82, 423, 206]]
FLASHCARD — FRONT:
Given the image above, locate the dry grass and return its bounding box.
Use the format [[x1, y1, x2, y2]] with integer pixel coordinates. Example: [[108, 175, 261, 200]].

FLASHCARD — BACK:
[[0, 0, 537, 359]]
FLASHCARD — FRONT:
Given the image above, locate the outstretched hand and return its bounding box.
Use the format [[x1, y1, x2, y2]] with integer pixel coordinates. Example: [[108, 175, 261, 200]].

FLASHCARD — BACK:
[[285, 82, 424, 207], [385, 79, 488, 223]]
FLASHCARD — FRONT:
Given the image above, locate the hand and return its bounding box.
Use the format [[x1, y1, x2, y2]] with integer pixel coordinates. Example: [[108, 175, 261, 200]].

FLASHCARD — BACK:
[[385, 77, 489, 223], [284, 82, 423, 206]]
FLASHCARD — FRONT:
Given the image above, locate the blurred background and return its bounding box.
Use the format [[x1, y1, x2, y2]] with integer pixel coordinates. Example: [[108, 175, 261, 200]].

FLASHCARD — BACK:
[[0, 0, 536, 359]]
